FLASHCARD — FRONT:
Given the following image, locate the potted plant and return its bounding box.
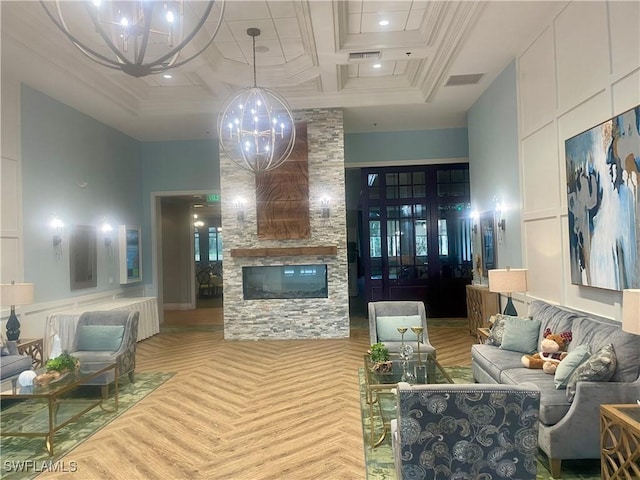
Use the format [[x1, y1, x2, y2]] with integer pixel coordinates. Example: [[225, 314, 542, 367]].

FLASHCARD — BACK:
[[45, 351, 79, 373], [369, 342, 392, 372], [35, 352, 80, 386]]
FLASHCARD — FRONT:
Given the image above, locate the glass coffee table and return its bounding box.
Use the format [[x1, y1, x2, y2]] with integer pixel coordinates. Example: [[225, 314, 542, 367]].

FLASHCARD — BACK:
[[0, 363, 118, 455], [363, 353, 453, 447]]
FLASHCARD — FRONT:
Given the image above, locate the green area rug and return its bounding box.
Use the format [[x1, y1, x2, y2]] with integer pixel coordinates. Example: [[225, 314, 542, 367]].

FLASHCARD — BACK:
[[359, 367, 601, 480], [1, 372, 173, 480]]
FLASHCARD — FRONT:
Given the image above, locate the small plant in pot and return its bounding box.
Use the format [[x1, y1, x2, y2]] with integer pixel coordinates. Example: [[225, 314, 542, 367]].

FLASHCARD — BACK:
[[369, 343, 392, 372], [35, 352, 80, 386], [45, 351, 79, 373]]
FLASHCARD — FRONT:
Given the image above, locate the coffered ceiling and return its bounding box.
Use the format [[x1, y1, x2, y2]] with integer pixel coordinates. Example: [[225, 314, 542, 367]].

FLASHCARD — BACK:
[[1, 1, 566, 141]]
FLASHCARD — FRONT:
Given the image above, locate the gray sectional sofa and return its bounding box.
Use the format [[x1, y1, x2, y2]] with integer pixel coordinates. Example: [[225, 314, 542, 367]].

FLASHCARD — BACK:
[[471, 300, 640, 478]]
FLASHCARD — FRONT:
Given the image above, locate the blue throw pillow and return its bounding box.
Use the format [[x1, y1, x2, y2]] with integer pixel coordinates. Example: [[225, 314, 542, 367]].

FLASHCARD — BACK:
[[76, 325, 125, 351], [554, 345, 592, 389], [499, 317, 541, 354], [376, 315, 423, 342]]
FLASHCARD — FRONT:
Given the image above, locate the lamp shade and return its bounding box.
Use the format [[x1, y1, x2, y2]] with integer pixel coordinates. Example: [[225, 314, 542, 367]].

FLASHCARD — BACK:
[[488, 268, 528, 294], [0, 283, 34, 306], [622, 289, 640, 335]]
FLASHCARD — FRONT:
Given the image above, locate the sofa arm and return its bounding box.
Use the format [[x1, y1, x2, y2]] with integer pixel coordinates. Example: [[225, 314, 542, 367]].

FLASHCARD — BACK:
[[539, 378, 640, 461]]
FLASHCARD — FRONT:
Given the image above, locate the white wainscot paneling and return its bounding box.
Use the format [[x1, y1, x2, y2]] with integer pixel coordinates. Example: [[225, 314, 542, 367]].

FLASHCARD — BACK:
[[0, 77, 21, 161], [609, 1, 640, 78], [613, 70, 640, 115], [0, 238, 20, 282], [555, 1, 609, 113], [561, 216, 619, 319], [522, 123, 560, 213], [524, 217, 563, 304], [518, 27, 556, 137], [1, 157, 19, 234]]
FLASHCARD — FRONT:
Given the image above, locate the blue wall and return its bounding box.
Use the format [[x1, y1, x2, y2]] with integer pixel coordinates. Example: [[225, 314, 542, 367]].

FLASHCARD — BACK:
[[345, 128, 468, 164], [19, 84, 469, 303], [140, 140, 219, 288], [468, 60, 522, 268], [21, 85, 142, 301]]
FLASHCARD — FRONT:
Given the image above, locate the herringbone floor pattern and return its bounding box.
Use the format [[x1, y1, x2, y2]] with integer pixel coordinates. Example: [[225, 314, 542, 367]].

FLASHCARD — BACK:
[[38, 310, 474, 480]]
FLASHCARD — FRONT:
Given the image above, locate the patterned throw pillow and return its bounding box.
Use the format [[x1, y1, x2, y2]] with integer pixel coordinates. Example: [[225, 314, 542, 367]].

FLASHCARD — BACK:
[[566, 343, 617, 402]]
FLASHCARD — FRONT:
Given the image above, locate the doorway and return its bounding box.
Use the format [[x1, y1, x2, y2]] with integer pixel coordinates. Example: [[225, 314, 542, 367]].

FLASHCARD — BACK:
[[360, 165, 473, 317], [153, 192, 223, 328]]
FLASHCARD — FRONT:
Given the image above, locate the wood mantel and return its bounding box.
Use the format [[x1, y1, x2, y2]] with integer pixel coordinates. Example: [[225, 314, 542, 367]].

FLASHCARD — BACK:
[[230, 246, 337, 257]]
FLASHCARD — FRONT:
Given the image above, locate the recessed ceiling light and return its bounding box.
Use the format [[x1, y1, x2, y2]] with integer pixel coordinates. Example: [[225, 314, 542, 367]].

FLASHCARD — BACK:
[[163, 74, 172, 79], [378, 20, 389, 26], [373, 63, 382, 69]]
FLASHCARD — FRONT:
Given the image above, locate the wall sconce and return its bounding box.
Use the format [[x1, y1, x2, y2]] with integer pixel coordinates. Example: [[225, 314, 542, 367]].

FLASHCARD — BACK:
[[194, 220, 205, 228], [321, 197, 331, 219], [50, 214, 64, 249], [101, 220, 113, 248], [234, 198, 245, 227], [495, 203, 506, 231], [470, 210, 478, 234]]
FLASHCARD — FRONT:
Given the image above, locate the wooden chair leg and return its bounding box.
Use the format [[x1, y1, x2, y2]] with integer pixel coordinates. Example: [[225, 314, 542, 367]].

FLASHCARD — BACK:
[[549, 458, 562, 479], [101, 385, 108, 399]]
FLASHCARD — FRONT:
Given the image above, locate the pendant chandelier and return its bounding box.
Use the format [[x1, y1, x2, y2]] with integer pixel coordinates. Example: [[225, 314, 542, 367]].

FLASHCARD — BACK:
[[40, 0, 225, 78], [217, 28, 295, 173]]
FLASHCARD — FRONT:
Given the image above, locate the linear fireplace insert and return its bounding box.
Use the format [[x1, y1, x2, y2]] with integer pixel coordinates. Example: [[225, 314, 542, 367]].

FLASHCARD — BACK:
[[242, 264, 328, 300]]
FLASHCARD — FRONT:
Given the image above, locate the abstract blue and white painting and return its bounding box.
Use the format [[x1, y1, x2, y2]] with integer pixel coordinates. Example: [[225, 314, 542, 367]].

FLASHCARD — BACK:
[[565, 106, 640, 291]]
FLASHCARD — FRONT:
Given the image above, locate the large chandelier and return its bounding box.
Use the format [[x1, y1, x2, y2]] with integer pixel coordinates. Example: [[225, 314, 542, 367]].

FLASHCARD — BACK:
[[217, 28, 295, 173], [40, 1, 225, 78]]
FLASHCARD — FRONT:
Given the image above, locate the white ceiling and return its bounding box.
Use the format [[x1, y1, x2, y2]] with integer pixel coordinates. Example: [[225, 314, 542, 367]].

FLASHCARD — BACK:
[[1, 1, 567, 141]]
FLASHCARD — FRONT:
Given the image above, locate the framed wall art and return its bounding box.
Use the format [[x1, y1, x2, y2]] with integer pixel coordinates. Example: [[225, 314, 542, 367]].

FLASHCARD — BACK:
[[119, 225, 142, 284], [565, 105, 640, 291]]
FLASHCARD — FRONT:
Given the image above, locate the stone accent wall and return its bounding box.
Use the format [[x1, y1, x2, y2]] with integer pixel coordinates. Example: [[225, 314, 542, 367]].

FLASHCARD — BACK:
[[220, 108, 349, 340]]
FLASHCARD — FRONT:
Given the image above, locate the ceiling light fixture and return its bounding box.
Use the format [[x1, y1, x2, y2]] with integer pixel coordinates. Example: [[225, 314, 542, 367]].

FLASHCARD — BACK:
[[373, 63, 382, 69], [217, 28, 295, 173], [378, 20, 389, 26], [40, 0, 225, 78]]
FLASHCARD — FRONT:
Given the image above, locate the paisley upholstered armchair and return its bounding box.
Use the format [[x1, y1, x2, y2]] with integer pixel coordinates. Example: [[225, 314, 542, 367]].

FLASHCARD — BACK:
[[70, 310, 139, 397], [391, 382, 540, 480]]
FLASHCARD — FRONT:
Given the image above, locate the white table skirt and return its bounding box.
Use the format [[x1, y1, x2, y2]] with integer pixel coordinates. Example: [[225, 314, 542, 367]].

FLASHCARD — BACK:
[[45, 297, 160, 358]]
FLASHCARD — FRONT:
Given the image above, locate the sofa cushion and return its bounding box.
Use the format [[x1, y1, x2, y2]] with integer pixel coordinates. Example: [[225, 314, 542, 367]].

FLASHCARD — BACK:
[[571, 315, 640, 382], [500, 317, 541, 354], [471, 344, 525, 382], [76, 325, 125, 351], [0, 355, 33, 381], [528, 301, 578, 342], [500, 368, 570, 426], [376, 315, 423, 342], [487, 314, 530, 346], [566, 343, 617, 402], [554, 344, 591, 389]]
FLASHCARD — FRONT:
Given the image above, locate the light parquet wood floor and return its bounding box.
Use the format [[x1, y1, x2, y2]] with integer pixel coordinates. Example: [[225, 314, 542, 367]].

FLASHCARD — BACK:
[[38, 311, 474, 480]]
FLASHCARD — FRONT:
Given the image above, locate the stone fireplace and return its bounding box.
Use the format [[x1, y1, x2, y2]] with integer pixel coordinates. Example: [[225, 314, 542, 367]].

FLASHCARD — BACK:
[[220, 108, 349, 340]]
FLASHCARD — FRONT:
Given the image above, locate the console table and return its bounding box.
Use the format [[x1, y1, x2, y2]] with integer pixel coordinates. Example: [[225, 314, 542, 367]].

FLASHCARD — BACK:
[[45, 297, 160, 357], [465, 284, 499, 335], [600, 404, 640, 479]]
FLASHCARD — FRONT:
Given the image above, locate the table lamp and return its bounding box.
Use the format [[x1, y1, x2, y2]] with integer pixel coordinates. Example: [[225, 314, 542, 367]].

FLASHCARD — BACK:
[[622, 289, 640, 335], [0, 281, 34, 341], [488, 267, 528, 316]]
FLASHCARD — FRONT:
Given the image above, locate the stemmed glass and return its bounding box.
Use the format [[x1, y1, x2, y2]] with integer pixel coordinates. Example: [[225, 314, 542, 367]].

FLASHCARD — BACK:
[[397, 327, 415, 383], [411, 326, 425, 382], [410, 326, 424, 364]]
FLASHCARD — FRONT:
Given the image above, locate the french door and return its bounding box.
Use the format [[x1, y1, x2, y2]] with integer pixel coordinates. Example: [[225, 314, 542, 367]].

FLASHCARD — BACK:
[[361, 165, 472, 317]]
